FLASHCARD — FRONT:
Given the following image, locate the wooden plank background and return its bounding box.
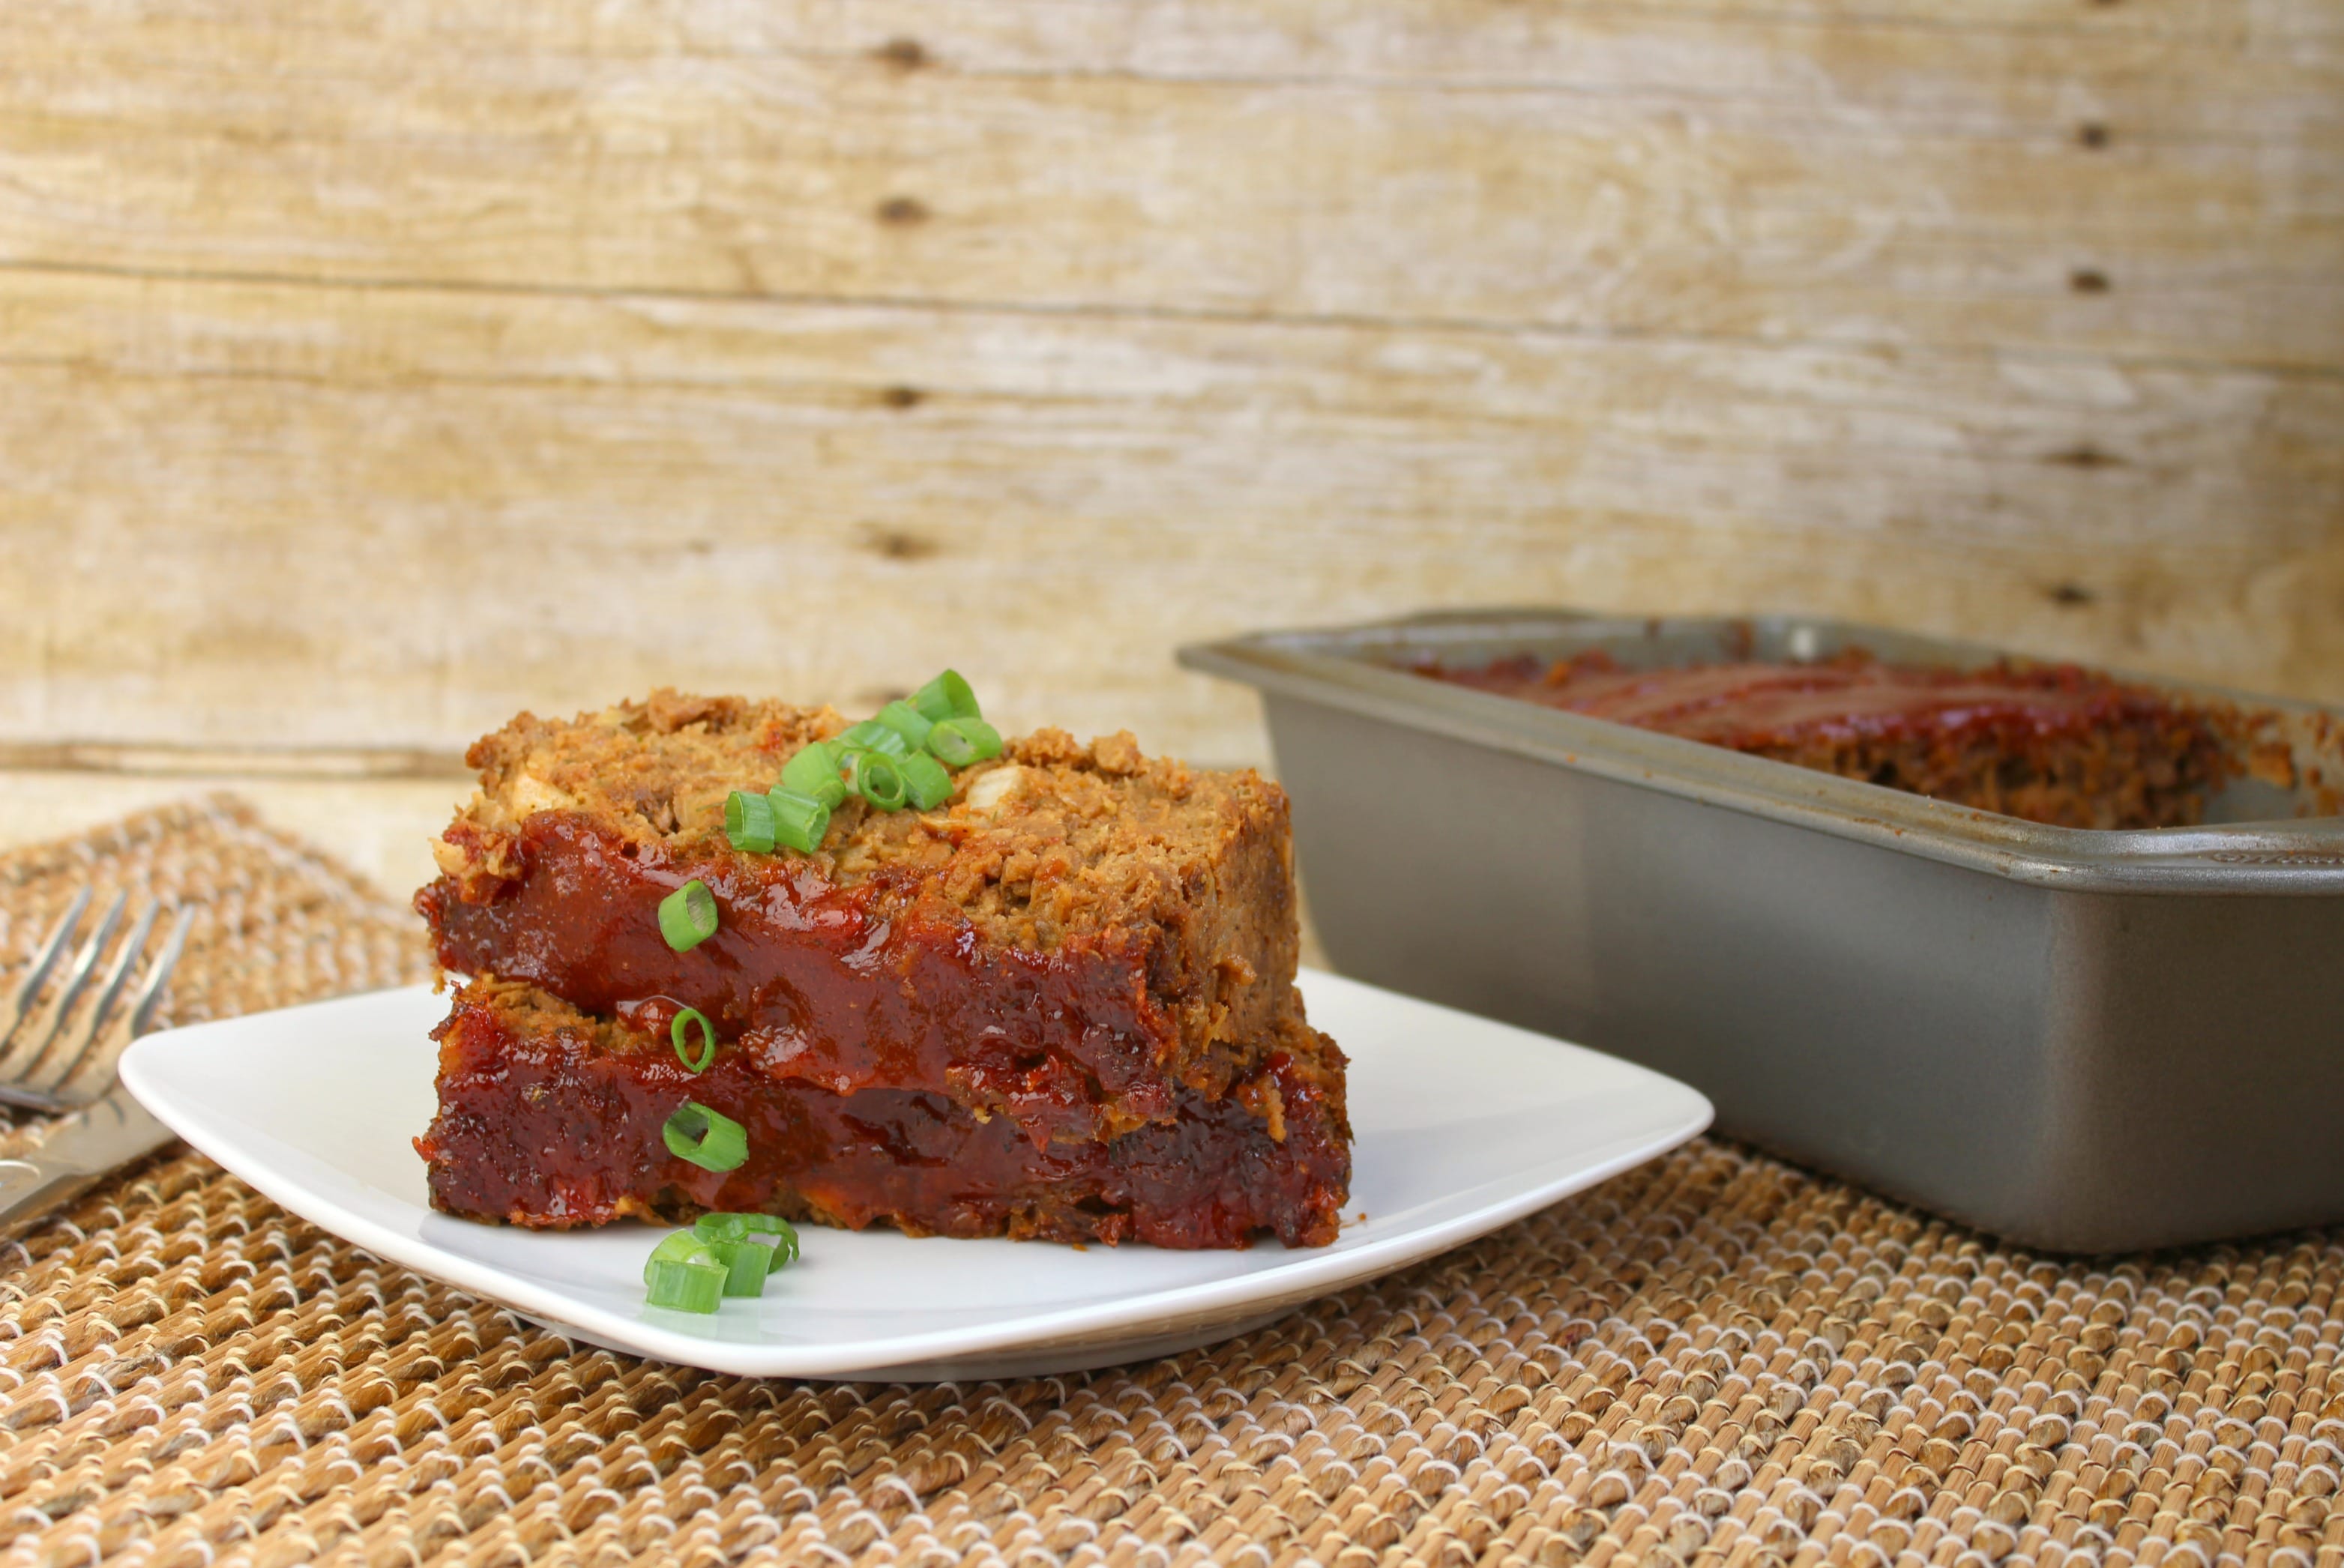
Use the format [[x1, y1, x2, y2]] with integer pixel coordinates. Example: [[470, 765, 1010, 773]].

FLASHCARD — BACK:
[[5, 0, 2340, 827]]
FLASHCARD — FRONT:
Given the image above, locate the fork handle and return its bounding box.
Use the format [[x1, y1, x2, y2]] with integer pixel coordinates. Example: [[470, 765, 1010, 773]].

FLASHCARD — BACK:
[[0, 1158, 104, 1240], [0, 1087, 175, 1240]]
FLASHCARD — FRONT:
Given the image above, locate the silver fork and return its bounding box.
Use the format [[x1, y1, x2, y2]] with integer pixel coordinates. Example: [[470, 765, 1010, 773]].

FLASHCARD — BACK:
[[0, 887, 194, 1112], [0, 887, 195, 1237]]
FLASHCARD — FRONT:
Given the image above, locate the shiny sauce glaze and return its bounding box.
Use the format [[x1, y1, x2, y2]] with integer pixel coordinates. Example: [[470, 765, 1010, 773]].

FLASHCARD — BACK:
[[418, 812, 1188, 1146], [416, 992, 1350, 1249], [1432, 650, 2183, 750]]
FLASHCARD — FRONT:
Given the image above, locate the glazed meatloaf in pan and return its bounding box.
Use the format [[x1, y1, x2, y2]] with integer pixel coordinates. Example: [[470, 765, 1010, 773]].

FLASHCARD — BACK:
[[1178, 609, 2344, 1252], [419, 692, 1300, 1147], [418, 977, 1350, 1248], [1429, 649, 2230, 830]]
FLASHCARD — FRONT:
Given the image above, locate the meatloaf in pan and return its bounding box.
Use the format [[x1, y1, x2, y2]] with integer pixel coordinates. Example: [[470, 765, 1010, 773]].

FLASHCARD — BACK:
[[1428, 648, 2230, 830]]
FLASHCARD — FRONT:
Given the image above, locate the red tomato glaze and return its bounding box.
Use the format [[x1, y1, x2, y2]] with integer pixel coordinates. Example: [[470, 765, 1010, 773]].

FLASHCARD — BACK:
[[415, 983, 1351, 1249]]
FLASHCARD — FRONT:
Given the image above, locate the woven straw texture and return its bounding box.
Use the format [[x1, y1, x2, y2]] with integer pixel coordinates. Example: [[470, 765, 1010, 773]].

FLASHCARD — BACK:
[[3, 799, 2340, 1568]]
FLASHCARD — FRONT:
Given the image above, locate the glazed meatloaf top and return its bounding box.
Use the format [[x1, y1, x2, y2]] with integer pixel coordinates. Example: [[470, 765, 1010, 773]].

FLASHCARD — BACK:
[[1435, 650, 2199, 750], [433, 690, 1284, 953], [1426, 650, 2234, 827], [420, 691, 1302, 1144]]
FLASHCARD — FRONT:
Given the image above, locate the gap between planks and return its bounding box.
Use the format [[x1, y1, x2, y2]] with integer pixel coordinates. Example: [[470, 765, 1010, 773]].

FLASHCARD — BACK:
[[4, 259, 2341, 388]]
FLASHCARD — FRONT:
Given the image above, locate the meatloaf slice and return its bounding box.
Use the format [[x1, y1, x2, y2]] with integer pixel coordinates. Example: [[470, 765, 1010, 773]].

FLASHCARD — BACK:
[[417, 692, 1301, 1146], [416, 977, 1351, 1249]]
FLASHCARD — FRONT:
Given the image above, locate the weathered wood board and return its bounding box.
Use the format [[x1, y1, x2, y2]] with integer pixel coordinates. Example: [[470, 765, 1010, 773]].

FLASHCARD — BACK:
[[2, 0, 2337, 770], [4, 9, 2338, 364]]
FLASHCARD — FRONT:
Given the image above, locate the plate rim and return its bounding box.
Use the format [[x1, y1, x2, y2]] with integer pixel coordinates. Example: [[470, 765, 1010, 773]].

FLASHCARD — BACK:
[[121, 971, 1712, 1379]]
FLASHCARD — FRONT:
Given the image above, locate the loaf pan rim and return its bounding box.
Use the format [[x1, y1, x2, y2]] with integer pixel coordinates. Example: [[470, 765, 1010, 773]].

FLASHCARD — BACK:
[[1178, 609, 2344, 896]]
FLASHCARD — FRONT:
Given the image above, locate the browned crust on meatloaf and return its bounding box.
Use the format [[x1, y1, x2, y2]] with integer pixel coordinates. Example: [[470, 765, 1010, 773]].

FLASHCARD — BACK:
[[421, 691, 1301, 1142]]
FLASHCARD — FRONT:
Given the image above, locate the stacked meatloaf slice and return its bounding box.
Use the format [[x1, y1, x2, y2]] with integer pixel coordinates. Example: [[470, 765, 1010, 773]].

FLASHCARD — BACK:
[[413, 690, 1351, 1249]]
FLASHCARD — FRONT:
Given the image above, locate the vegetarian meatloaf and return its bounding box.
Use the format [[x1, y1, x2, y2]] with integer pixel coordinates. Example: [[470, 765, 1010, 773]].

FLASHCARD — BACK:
[[1429, 650, 2229, 830], [420, 692, 1299, 1145], [415, 690, 1350, 1249], [418, 976, 1350, 1248]]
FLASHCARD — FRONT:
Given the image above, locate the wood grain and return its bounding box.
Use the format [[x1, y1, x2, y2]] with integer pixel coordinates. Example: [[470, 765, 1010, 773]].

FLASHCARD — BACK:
[[6, 269, 2337, 765], [0, 5, 2336, 364], [1, 1, 2337, 772], [13, 1, 2341, 126]]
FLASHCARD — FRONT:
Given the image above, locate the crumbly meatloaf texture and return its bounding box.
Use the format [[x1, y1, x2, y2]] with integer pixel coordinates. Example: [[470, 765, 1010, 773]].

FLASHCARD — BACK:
[[416, 977, 1352, 1249], [1432, 651, 2232, 830], [417, 691, 1301, 1145]]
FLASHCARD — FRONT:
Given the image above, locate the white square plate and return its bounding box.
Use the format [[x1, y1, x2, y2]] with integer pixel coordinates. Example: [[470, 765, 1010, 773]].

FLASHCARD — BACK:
[[121, 969, 1709, 1381]]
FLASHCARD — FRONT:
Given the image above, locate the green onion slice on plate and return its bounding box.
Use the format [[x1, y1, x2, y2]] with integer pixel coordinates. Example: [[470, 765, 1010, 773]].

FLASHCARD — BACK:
[[644, 1252, 728, 1313], [644, 1228, 712, 1276], [694, 1211, 800, 1266], [658, 879, 719, 951], [663, 1101, 748, 1172], [641, 1214, 798, 1313], [702, 1240, 774, 1297], [642, 1230, 729, 1311]]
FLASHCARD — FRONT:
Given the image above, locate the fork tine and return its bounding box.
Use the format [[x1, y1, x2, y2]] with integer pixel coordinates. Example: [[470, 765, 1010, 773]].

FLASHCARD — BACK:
[[0, 890, 126, 1088], [124, 904, 194, 1040], [30, 899, 163, 1097], [0, 886, 93, 1049], [0, 899, 193, 1115], [45, 890, 125, 1032]]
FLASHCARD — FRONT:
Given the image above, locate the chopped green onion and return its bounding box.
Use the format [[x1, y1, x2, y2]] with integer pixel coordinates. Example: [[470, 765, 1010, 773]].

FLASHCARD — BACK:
[[644, 1228, 711, 1280], [876, 700, 934, 750], [671, 1006, 717, 1073], [691, 1213, 751, 1244], [694, 1211, 799, 1267], [912, 669, 981, 723], [724, 790, 777, 853], [663, 1101, 748, 1172], [839, 719, 910, 759], [703, 1239, 774, 1297], [766, 787, 831, 852], [694, 1210, 791, 1240], [847, 750, 909, 811], [645, 1253, 728, 1313], [899, 752, 955, 810], [644, 1215, 795, 1314], [926, 717, 1004, 769], [658, 880, 719, 951], [779, 742, 849, 809]]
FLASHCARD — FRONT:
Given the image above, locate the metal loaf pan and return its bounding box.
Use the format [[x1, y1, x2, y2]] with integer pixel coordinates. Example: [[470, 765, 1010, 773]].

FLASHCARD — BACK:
[[1180, 610, 2344, 1253]]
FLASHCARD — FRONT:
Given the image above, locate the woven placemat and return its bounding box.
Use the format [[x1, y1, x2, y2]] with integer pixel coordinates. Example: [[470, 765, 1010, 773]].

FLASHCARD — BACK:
[[1, 798, 2338, 1567]]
